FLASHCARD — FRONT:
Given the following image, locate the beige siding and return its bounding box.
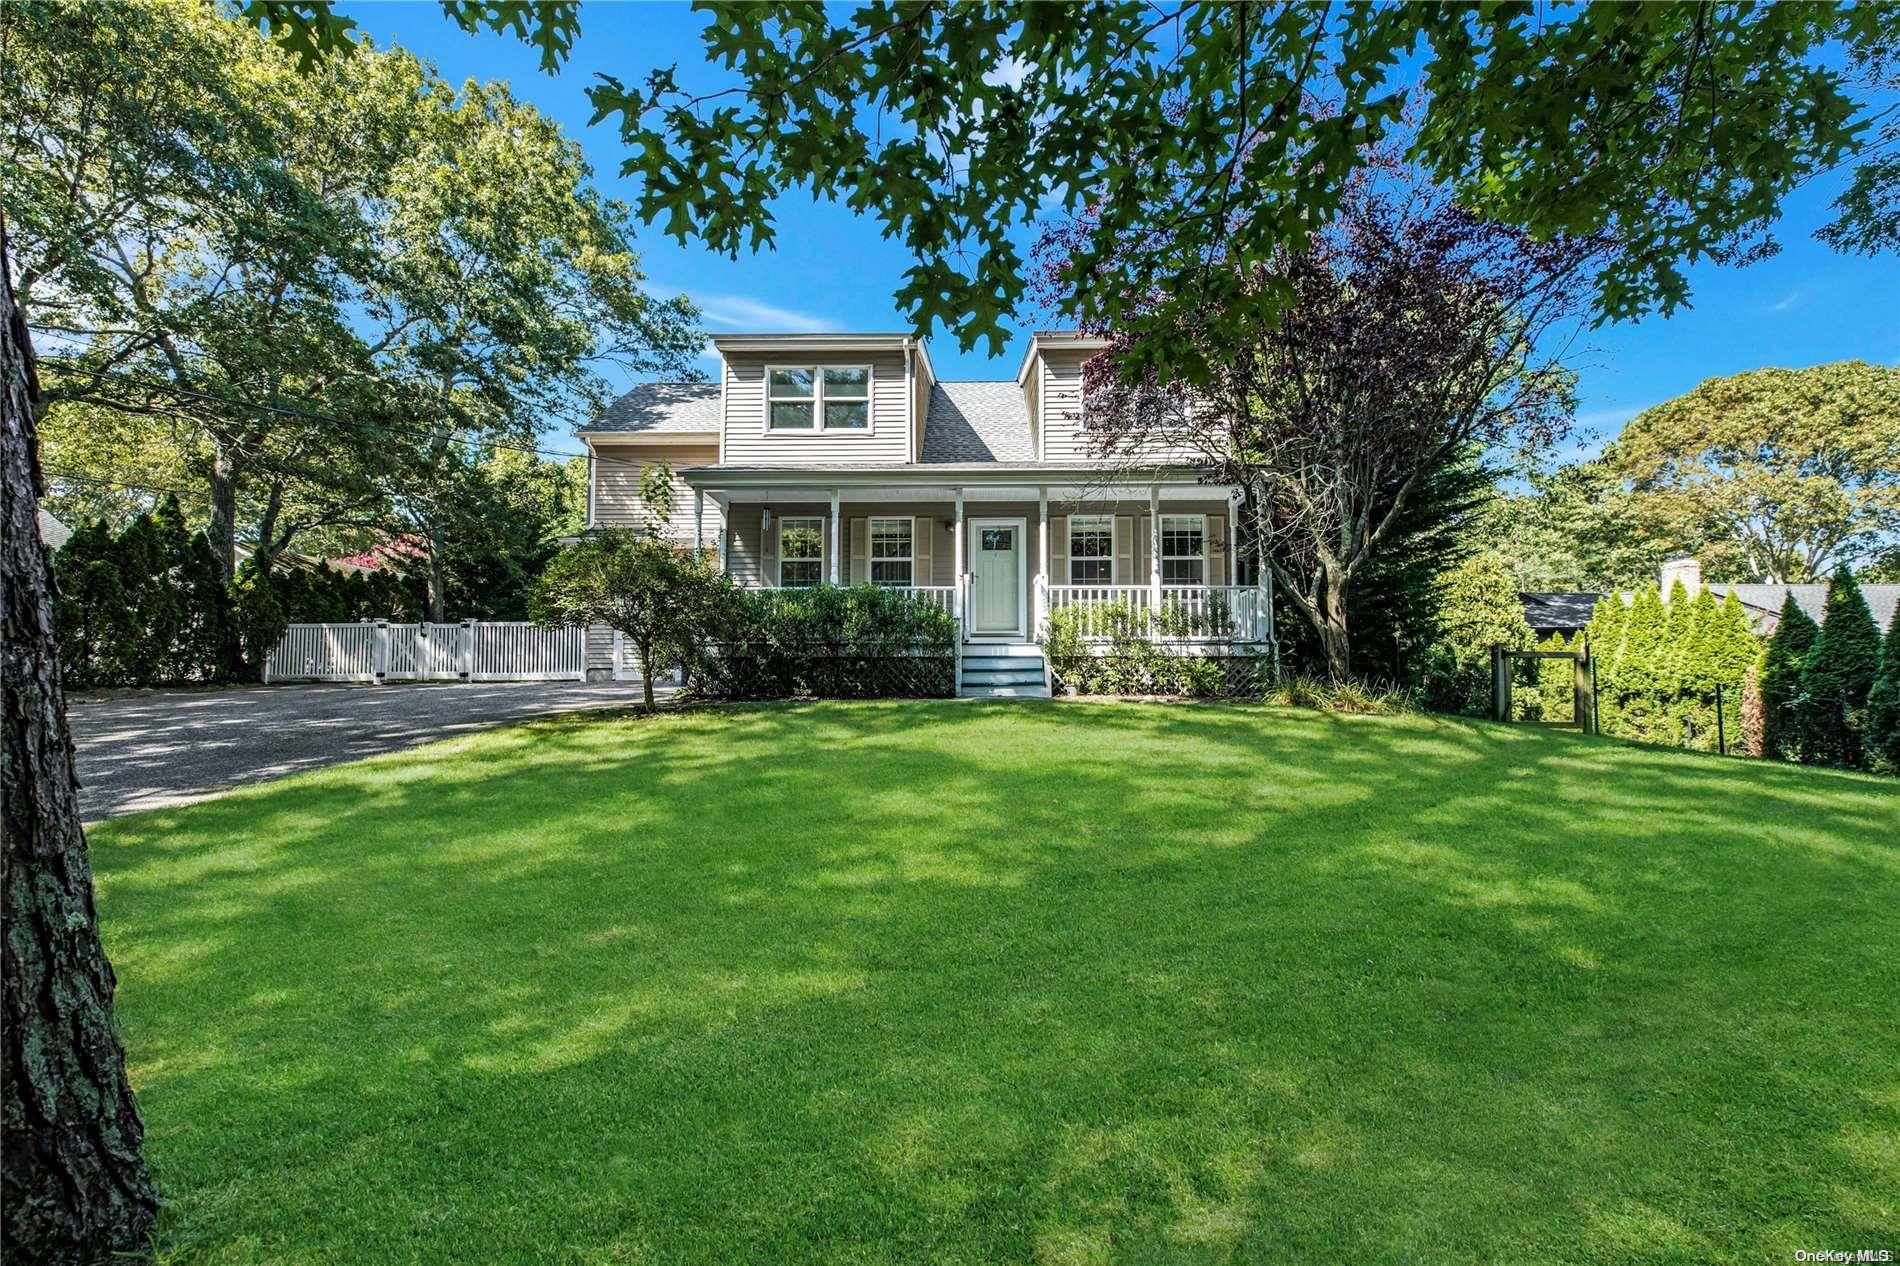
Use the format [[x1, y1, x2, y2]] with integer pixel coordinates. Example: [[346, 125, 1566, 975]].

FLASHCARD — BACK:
[[1037, 346, 1206, 466], [591, 442, 722, 544], [721, 351, 911, 465]]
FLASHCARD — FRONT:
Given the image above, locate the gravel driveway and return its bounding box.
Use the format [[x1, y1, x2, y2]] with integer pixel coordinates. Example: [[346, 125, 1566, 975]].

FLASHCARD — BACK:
[[69, 681, 662, 821]]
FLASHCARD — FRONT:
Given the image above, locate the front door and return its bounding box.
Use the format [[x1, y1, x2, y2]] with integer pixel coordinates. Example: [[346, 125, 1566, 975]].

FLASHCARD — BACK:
[[968, 518, 1025, 637]]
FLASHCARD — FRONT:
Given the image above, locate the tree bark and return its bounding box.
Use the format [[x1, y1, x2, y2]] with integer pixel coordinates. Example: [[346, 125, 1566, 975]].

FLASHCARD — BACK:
[[205, 440, 239, 582], [634, 637, 655, 711], [3, 226, 159, 1258], [426, 525, 447, 623], [1317, 575, 1353, 682]]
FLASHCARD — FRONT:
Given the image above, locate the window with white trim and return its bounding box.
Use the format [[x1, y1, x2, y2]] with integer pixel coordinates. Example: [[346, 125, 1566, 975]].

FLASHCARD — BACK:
[[768, 366, 870, 430], [1160, 514, 1205, 586], [779, 517, 823, 586], [869, 517, 913, 587], [1068, 515, 1112, 584]]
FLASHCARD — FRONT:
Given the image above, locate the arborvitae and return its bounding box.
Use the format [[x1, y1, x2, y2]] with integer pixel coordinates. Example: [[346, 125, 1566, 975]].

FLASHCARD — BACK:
[[1796, 566, 1883, 768], [178, 531, 240, 682], [1708, 591, 1760, 753], [1741, 663, 1766, 756], [1759, 592, 1818, 760], [1614, 584, 1669, 742], [1865, 613, 1900, 774], [150, 496, 196, 681], [112, 511, 175, 685], [51, 520, 124, 688], [1795, 568, 1881, 767], [1669, 587, 1720, 748], [1584, 592, 1626, 684]]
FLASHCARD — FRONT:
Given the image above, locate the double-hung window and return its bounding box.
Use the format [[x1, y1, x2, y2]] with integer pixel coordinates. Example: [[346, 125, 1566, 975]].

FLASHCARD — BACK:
[[768, 366, 870, 430], [869, 517, 913, 587], [779, 517, 824, 587], [1068, 515, 1112, 584], [1160, 515, 1206, 586]]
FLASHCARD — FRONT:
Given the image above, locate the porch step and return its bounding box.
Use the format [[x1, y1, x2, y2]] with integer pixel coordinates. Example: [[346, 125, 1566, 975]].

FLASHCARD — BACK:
[[962, 655, 1045, 672], [962, 641, 1042, 657], [961, 683, 1053, 699], [959, 641, 1050, 698], [962, 670, 1048, 687]]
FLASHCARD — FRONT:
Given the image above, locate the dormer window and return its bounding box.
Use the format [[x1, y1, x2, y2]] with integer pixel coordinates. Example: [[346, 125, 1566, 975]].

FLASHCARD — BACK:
[[768, 366, 870, 430]]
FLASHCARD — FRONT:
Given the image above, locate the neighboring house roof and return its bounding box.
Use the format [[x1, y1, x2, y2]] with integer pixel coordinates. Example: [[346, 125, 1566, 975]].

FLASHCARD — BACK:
[[584, 382, 721, 435], [1709, 583, 1900, 635], [921, 381, 1034, 463], [37, 507, 72, 550], [1520, 582, 1900, 638], [1521, 592, 1604, 633]]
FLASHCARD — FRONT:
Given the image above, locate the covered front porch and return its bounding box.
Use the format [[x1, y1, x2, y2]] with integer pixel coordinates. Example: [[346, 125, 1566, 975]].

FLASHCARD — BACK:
[[679, 467, 1273, 646]]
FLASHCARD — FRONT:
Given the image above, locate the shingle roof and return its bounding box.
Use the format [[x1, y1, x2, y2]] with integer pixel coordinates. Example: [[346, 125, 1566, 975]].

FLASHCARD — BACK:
[[37, 508, 72, 550], [584, 382, 720, 434], [1521, 592, 1605, 633], [1711, 583, 1900, 635], [921, 381, 1033, 462]]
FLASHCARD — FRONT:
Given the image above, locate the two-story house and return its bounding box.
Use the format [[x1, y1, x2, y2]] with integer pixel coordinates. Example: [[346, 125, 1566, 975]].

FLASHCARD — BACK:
[[577, 332, 1270, 696]]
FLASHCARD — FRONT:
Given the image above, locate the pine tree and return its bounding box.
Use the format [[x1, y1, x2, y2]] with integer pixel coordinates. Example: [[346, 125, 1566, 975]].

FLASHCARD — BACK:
[[1795, 566, 1882, 768], [1759, 592, 1818, 760], [1865, 613, 1900, 774]]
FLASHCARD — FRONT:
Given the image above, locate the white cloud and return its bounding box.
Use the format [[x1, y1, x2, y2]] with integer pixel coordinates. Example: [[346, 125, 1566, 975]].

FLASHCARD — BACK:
[[1767, 287, 1806, 314], [1574, 401, 1652, 432], [647, 283, 843, 333]]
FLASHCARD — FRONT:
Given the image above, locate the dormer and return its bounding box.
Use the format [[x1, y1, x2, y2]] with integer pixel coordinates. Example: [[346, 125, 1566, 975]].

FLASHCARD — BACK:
[[713, 334, 935, 466], [1014, 331, 1112, 462]]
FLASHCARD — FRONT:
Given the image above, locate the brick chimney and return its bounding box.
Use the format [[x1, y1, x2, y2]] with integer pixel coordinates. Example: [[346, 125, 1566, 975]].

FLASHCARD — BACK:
[[1660, 556, 1702, 601]]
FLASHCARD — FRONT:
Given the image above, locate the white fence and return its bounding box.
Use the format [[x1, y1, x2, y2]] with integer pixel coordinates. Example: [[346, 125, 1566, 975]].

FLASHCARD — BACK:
[[264, 621, 584, 684]]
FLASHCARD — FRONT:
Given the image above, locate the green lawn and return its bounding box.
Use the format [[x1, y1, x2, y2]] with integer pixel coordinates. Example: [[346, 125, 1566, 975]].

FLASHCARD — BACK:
[[91, 702, 1898, 1264]]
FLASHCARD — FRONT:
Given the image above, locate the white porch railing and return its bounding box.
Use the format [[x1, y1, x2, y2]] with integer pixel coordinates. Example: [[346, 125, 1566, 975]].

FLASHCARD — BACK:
[[264, 621, 584, 684], [907, 586, 957, 617], [1046, 585, 1267, 642]]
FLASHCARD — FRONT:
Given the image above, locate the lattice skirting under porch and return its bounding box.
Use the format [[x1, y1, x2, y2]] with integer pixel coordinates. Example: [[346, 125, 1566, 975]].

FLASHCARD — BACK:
[[687, 650, 957, 700]]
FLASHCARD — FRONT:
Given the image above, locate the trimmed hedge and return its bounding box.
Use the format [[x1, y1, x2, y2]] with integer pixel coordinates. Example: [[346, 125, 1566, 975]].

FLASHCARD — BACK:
[[687, 585, 958, 699]]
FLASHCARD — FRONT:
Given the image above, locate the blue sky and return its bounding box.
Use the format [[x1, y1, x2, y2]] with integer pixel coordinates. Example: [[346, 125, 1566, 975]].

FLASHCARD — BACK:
[[340, 2, 1900, 458]]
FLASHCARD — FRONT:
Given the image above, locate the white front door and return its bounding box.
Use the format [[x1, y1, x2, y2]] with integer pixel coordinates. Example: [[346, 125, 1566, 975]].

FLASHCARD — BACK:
[[968, 518, 1025, 637]]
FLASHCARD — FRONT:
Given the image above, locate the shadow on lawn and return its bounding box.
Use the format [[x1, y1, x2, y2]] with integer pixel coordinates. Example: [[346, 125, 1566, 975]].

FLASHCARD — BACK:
[[92, 702, 1900, 1264]]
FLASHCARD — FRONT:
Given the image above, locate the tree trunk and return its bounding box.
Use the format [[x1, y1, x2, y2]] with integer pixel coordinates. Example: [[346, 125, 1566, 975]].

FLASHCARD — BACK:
[[634, 638, 655, 711], [426, 526, 447, 623], [205, 441, 239, 582], [1313, 560, 1354, 681], [3, 224, 160, 1261]]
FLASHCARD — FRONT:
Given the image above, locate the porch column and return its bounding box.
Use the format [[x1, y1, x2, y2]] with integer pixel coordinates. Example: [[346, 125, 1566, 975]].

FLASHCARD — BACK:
[[1037, 486, 1049, 636], [1149, 485, 1162, 617], [953, 487, 966, 633], [693, 489, 704, 554], [829, 489, 841, 585]]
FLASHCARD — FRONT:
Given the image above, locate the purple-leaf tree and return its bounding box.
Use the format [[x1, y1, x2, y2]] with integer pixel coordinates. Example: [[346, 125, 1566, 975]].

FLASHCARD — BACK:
[[1041, 141, 1600, 679]]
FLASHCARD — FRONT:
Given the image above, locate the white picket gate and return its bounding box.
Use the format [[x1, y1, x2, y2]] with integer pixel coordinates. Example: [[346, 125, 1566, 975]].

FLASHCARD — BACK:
[[264, 620, 584, 684]]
